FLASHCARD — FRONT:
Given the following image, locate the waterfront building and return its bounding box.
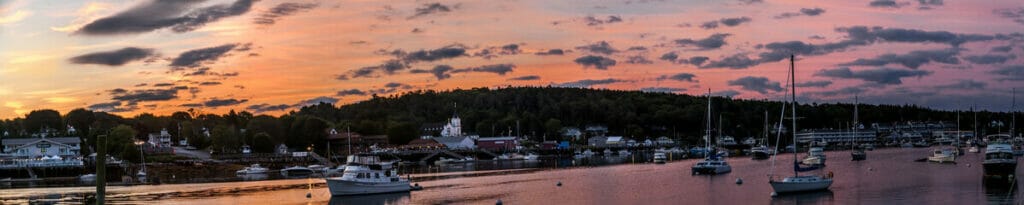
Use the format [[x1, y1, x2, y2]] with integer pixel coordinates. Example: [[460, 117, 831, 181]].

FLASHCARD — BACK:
[[477, 137, 518, 150], [147, 128, 173, 148], [434, 136, 476, 150], [0, 133, 84, 168], [796, 129, 877, 144], [606, 136, 626, 147], [588, 136, 608, 147]]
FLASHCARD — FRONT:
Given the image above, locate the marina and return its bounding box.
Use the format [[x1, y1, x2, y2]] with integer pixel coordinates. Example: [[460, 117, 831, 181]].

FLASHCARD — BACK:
[[1, 148, 1020, 204]]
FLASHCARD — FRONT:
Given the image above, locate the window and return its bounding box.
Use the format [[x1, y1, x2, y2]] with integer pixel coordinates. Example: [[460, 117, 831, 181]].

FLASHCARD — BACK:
[[39, 148, 46, 154], [375, 173, 380, 178]]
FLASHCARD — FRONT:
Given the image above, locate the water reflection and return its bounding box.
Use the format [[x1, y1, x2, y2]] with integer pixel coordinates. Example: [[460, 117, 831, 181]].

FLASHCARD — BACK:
[[328, 192, 410, 205], [770, 190, 834, 205]]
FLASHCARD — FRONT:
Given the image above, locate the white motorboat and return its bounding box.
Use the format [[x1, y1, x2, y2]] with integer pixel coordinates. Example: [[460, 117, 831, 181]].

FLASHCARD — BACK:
[[236, 164, 270, 175], [927, 148, 955, 163], [751, 145, 771, 160], [653, 152, 667, 164], [743, 137, 757, 145], [280, 166, 315, 176], [968, 146, 980, 153], [327, 155, 411, 196], [801, 147, 826, 167], [603, 149, 613, 156], [523, 153, 540, 161], [691, 90, 731, 175], [983, 135, 1016, 182], [308, 164, 329, 173], [79, 174, 96, 182], [618, 150, 631, 156], [769, 55, 832, 195]]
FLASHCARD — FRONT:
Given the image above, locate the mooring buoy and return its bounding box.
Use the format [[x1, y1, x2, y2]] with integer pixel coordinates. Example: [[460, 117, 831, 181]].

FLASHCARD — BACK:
[[735, 178, 743, 184], [306, 192, 311, 198], [557, 181, 562, 186], [496, 199, 503, 205]]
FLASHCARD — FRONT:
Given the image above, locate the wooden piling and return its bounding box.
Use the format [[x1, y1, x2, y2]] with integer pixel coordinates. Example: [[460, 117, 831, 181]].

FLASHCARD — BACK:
[[96, 135, 106, 204]]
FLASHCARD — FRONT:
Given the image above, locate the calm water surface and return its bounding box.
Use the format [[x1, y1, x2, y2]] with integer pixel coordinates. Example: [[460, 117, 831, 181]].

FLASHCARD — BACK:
[[1, 148, 1020, 204]]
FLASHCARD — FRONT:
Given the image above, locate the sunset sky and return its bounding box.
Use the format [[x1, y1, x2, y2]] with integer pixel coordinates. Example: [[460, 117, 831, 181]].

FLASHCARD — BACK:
[[1, 0, 1023, 119]]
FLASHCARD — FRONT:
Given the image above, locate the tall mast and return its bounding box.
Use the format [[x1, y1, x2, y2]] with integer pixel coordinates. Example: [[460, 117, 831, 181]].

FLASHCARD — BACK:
[[854, 95, 858, 146], [706, 89, 712, 159], [790, 54, 798, 177], [764, 111, 769, 143], [1012, 88, 1016, 138], [347, 126, 352, 156]]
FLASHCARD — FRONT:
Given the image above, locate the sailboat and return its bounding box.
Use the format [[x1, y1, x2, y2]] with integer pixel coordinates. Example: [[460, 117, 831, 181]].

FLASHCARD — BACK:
[[752, 111, 772, 160], [769, 55, 832, 195], [691, 90, 732, 175], [851, 96, 866, 161]]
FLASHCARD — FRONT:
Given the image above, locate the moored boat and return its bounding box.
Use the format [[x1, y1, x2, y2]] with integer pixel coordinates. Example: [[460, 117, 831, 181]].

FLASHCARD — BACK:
[[927, 148, 955, 163], [653, 152, 667, 164], [983, 137, 1016, 182], [327, 155, 411, 196], [236, 164, 270, 175], [769, 55, 832, 195], [280, 166, 314, 176]]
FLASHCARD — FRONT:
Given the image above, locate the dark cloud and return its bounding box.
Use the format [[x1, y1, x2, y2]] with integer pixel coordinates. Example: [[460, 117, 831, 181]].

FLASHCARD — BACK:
[[751, 26, 1009, 68], [994, 8, 1024, 25], [918, 0, 943, 6], [410, 3, 452, 19], [203, 98, 248, 107], [738, 0, 763, 4], [152, 83, 174, 87], [88, 101, 127, 112], [473, 44, 522, 59], [341, 45, 468, 80], [384, 82, 411, 89], [807, 86, 865, 97], [660, 73, 697, 82], [535, 49, 565, 56], [991, 45, 1014, 53], [452, 64, 515, 75], [77, 0, 254, 35], [801, 8, 826, 16], [700, 17, 750, 29], [815, 67, 932, 85], [674, 33, 730, 50], [247, 103, 291, 113], [795, 80, 833, 88], [253, 2, 318, 25], [719, 17, 751, 26], [199, 81, 222, 86], [625, 55, 653, 64], [775, 8, 827, 19], [711, 90, 741, 97], [134, 83, 148, 87], [838, 48, 961, 69], [575, 41, 619, 55], [640, 87, 687, 93], [699, 21, 719, 29], [411, 65, 453, 80], [627, 46, 647, 51], [573, 55, 617, 70], [935, 79, 986, 90], [679, 56, 710, 66], [170, 44, 239, 68], [180, 103, 203, 108], [990, 65, 1024, 81], [584, 15, 623, 26], [110, 88, 179, 103], [659, 52, 678, 61], [963, 54, 1015, 65], [337, 89, 367, 96], [700, 53, 758, 69], [555, 78, 625, 88], [69, 47, 155, 66], [728, 76, 783, 94], [508, 75, 540, 81], [869, 0, 901, 8]]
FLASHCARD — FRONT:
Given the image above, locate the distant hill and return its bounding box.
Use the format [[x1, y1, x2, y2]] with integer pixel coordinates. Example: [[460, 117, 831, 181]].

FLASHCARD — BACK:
[[293, 86, 1016, 145]]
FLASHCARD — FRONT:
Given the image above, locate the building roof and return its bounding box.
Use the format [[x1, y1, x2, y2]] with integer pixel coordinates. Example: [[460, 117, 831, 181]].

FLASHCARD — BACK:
[[434, 136, 471, 144], [606, 136, 623, 142], [478, 137, 516, 141], [408, 138, 441, 145], [3, 137, 79, 146]]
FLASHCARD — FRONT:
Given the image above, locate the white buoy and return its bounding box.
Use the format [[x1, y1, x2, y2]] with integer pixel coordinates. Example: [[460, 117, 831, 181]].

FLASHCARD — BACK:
[[557, 181, 562, 186], [735, 178, 743, 184]]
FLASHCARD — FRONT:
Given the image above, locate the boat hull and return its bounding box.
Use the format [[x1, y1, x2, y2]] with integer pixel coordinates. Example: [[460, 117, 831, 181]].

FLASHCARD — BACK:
[[327, 178, 411, 196], [691, 166, 731, 175], [983, 161, 1017, 180], [770, 178, 832, 194], [927, 156, 955, 163]]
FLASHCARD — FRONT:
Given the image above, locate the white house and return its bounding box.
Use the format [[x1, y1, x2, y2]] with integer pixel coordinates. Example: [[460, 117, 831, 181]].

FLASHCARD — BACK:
[[148, 128, 172, 148], [2, 137, 81, 158], [440, 114, 463, 137], [434, 136, 475, 150], [606, 136, 625, 147]]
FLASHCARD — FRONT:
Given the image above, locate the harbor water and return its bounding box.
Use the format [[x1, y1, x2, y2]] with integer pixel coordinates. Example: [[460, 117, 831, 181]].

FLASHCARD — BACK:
[[1, 148, 1020, 204]]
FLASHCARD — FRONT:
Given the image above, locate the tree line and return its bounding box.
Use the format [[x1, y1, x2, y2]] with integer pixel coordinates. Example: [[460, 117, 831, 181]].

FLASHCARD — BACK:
[[0, 87, 1019, 160]]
